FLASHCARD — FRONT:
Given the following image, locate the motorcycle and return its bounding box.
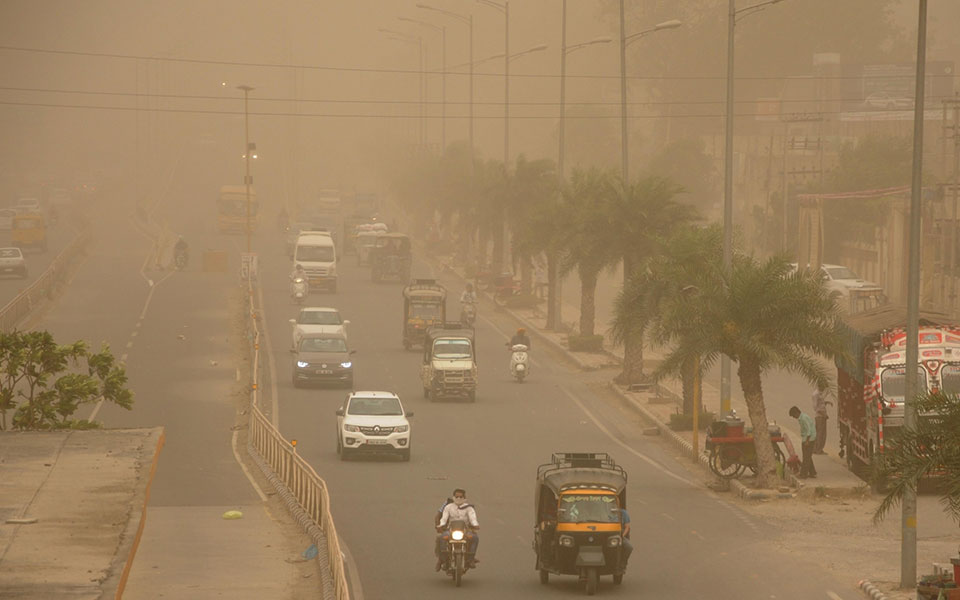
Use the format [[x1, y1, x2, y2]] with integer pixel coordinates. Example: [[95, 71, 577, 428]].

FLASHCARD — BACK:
[[509, 343, 529, 382], [174, 248, 188, 270], [439, 519, 474, 587], [460, 302, 476, 327], [290, 277, 309, 304]]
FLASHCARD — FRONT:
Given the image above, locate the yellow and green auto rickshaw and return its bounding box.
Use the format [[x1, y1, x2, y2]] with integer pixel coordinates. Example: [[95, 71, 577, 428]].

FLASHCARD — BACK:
[[534, 452, 629, 596]]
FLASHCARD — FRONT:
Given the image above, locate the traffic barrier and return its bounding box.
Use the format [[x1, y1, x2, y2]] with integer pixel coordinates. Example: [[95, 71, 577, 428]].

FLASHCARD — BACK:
[[243, 276, 349, 600]]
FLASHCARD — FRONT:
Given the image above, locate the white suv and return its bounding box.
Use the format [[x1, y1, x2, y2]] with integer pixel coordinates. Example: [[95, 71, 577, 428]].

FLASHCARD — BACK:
[[335, 391, 412, 462]]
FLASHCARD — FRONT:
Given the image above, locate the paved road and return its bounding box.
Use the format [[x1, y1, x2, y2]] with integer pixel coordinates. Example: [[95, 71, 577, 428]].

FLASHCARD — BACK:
[[256, 227, 864, 600]]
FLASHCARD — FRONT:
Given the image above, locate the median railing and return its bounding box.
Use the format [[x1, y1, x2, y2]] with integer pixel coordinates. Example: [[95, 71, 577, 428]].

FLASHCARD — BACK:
[[243, 276, 349, 600], [0, 229, 91, 332]]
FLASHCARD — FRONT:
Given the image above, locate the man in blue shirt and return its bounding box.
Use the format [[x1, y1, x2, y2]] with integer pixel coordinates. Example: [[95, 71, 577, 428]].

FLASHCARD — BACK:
[[789, 405, 817, 478], [619, 508, 633, 569]]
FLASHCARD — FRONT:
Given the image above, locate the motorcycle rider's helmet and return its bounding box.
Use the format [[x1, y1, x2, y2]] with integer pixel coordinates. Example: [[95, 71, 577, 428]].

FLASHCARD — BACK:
[[465, 282, 474, 292], [517, 328, 526, 335]]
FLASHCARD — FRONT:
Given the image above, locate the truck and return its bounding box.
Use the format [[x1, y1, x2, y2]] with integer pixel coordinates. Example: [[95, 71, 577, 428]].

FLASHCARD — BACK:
[[420, 322, 477, 402], [836, 304, 960, 476]]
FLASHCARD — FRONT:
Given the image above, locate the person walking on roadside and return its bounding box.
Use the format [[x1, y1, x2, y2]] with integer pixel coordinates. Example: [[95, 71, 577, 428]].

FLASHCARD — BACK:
[[790, 405, 817, 478], [812, 382, 833, 455]]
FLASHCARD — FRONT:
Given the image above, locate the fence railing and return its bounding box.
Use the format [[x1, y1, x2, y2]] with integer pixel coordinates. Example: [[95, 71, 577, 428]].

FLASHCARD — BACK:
[[244, 276, 349, 600], [0, 229, 91, 332]]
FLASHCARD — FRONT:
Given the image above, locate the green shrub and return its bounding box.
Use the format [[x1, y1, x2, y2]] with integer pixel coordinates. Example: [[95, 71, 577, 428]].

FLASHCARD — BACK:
[[668, 411, 716, 431], [568, 334, 604, 353]]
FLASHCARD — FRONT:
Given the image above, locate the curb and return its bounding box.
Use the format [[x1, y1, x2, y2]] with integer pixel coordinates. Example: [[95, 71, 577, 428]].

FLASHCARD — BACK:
[[858, 579, 891, 600]]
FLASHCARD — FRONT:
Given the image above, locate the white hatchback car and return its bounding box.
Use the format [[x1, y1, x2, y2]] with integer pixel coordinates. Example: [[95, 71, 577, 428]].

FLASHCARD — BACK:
[[289, 307, 349, 349], [335, 391, 412, 461]]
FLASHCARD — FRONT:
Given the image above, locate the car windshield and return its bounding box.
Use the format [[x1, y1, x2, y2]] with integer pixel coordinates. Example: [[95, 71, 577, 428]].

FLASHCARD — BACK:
[[433, 339, 472, 359], [297, 246, 334, 262], [881, 366, 927, 401], [348, 397, 403, 416], [0, 249, 20, 258], [558, 494, 620, 524], [301, 311, 342, 325], [410, 302, 442, 319], [824, 266, 859, 280], [299, 337, 347, 353]]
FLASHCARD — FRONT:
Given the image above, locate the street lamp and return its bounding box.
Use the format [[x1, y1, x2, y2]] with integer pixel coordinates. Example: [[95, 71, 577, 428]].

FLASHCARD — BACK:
[[380, 28, 425, 148], [236, 84, 254, 254], [399, 17, 447, 152], [720, 0, 787, 416], [618, 8, 682, 183], [417, 3, 473, 162]]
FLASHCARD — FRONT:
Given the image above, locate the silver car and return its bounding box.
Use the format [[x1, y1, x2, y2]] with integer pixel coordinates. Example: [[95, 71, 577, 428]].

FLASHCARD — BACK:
[[0, 247, 27, 278]]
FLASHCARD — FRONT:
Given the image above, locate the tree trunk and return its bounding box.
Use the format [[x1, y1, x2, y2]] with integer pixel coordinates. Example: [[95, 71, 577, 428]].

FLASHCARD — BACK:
[[546, 252, 558, 329], [616, 255, 645, 385], [578, 267, 598, 337], [492, 212, 504, 275], [681, 356, 696, 415], [737, 358, 780, 489], [520, 256, 533, 295]]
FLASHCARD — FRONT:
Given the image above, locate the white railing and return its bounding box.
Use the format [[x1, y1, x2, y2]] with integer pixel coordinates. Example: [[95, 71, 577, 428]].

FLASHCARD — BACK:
[[244, 276, 349, 600]]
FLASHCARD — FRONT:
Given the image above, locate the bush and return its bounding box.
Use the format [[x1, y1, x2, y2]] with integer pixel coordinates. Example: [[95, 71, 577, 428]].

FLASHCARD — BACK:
[[568, 334, 604, 353], [668, 411, 716, 431]]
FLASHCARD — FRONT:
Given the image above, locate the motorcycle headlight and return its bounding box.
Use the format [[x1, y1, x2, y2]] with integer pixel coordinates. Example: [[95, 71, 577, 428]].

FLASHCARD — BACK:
[[394, 424, 408, 433], [340, 361, 352, 369], [451, 530, 465, 541], [297, 361, 309, 368], [559, 535, 574, 548], [343, 424, 359, 432], [607, 535, 622, 547]]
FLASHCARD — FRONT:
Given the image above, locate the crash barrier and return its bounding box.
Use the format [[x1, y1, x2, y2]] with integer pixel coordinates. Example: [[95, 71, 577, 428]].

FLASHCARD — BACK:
[[0, 229, 91, 333], [243, 277, 349, 600]]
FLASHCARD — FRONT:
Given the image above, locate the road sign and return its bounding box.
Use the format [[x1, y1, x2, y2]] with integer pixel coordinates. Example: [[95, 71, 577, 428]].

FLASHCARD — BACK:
[[240, 253, 259, 281]]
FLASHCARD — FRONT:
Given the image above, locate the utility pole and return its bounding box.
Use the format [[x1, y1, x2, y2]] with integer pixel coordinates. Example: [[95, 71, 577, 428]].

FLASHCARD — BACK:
[[619, 0, 628, 182], [237, 84, 254, 255]]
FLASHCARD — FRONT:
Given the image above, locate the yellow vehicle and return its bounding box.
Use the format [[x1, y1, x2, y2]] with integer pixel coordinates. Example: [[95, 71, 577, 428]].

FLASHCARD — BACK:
[[11, 214, 47, 252], [217, 185, 259, 234]]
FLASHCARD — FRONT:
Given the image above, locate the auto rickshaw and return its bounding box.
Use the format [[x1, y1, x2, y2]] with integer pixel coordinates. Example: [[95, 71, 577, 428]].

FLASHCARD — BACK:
[[371, 233, 412, 282], [355, 227, 384, 266], [534, 452, 628, 596], [11, 213, 47, 252], [402, 279, 445, 350]]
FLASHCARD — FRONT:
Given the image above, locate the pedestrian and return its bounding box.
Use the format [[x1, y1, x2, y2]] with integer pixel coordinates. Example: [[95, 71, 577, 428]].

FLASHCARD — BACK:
[[812, 381, 833, 454], [789, 405, 817, 478]]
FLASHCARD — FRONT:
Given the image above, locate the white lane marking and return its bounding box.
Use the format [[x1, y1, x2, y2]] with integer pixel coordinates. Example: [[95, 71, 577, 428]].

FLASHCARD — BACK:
[[691, 530, 705, 541], [661, 512, 675, 521], [339, 536, 365, 600], [231, 427, 268, 502], [131, 331, 138, 337], [126, 341, 134, 349], [826, 592, 846, 600], [255, 278, 281, 427], [560, 387, 699, 488]]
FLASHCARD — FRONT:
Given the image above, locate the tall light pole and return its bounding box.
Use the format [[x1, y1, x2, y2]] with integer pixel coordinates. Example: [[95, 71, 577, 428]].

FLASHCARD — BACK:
[[380, 28, 425, 148], [418, 3, 473, 163], [902, 0, 928, 588], [720, 0, 787, 416], [237, 84, 254, 254], [619, 16, 682, 183], [399, 17, 447, 152]]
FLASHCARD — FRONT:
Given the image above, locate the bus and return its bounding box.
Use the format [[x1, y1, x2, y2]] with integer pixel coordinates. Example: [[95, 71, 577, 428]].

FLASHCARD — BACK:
[[218, 185, 259, 233]]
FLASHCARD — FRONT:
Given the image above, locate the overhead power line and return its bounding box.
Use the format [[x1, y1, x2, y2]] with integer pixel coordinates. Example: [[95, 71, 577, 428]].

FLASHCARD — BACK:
[[0, 44, 954, 82]]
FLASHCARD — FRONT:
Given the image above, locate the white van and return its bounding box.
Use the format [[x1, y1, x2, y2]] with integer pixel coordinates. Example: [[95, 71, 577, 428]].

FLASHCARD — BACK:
[[295, 232, 338, 293]]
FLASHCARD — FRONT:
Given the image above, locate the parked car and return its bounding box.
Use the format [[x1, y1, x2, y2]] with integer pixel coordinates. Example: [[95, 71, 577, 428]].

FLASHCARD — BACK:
[[0, 247, 27, 278], [291, 332, 354, 388], [335, 391, 412, 461], [862, 91, 914, 110], [289, 306, 350, 349]]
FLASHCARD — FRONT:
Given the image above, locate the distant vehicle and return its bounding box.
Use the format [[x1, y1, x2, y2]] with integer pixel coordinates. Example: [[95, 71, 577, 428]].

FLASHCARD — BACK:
[[0, 247, 27, 278], [0, 208, 16, 230], [14, 197, 42, 214], [290, 332, 355, 388], [335, 391, 412, 461], [789, 262, 887, 313], [289, 306, 350, 349], [217, 185, 259, 234], [862, 91, 914, 110]]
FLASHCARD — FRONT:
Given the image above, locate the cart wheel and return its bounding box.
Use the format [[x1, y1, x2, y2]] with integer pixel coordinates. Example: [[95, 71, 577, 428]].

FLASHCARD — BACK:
[[539, 569, 549, 584], [709, 446, 744, 478]]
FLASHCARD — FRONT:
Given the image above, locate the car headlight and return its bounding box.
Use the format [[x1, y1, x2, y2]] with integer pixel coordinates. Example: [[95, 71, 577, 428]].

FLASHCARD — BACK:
[[297, 361, 309, 368], [394, 424, 408, 433], [559, 535, 574, 547], [607, 535, 621, 547], [340, 361, 352, 368], [343, 424, 359, 432], [451, 530, 465, 541]]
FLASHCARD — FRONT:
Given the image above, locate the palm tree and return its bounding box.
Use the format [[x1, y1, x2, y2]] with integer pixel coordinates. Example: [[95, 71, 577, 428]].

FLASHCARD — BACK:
[[606, 176, 698, 385], [504, 155, 557, 295], [872, 391, 960, 525], [557, 167, 620, 338], [650, 253, 848, 488], [611, 224, 723, 414]]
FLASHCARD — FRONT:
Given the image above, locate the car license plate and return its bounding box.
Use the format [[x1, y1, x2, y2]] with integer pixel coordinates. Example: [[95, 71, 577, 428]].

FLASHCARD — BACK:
[[366, 440, 388, 445], [316, 369, 333, 375]]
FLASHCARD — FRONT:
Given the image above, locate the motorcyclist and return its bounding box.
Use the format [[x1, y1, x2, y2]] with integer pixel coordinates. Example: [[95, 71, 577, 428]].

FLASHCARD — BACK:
[[508, 327, 530, 350], [173, 236, 188, 267], [459, 283, 477, 305], [290, 264, 307, 281], [435, 488, 480, 570]]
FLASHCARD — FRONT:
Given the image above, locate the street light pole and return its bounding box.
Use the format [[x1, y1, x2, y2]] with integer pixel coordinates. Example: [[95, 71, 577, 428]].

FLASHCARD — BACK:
[[901, 0, 928, 588], [379, 28, 425, 149], [399, 17, 447, 152], [237, 84, 254, 255], [721, 0, 787, 416]]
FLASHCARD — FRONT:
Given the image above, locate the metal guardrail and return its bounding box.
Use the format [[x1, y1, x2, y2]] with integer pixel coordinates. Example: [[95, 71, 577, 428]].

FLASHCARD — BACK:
[[243, 276, 349, 600], [0, 229, 91, 332]]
